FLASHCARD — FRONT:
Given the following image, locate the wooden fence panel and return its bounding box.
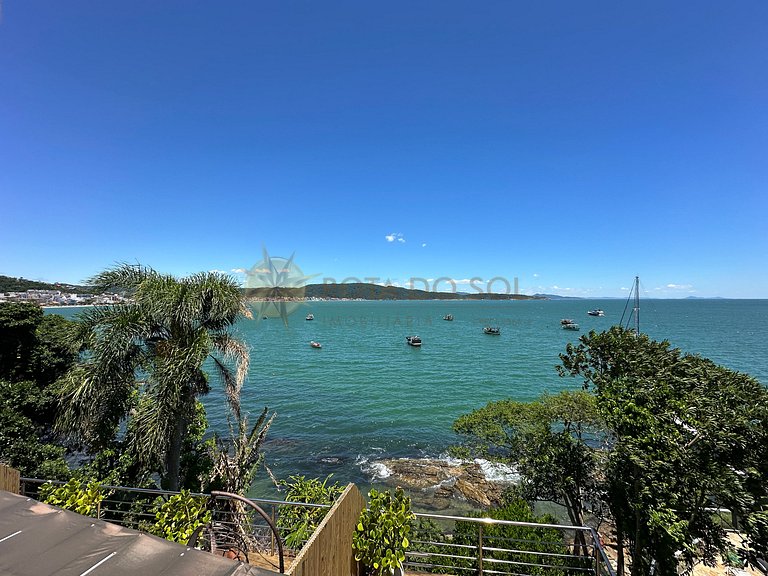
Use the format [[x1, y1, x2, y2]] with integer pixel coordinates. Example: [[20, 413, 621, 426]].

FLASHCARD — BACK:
[[287, 483, 366, 576], [0, 464, 20, 494]]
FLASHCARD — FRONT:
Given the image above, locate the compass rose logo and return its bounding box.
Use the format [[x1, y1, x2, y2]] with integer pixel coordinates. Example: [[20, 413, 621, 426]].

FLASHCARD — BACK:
[[243, 248, 316, 324]]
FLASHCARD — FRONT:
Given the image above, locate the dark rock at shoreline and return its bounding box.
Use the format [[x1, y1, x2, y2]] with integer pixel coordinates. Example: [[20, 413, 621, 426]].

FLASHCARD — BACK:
[[375, 458, 509, 510]]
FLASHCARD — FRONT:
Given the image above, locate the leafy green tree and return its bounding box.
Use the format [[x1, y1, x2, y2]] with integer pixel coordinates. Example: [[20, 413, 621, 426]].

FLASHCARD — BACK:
[[453, 390, 604, 552], [57, 264, 251, 491], [0, 303, 77, 477], [560, 326, 768, 575], [0, 303, 43, 381], [0, 379, 70, 478]]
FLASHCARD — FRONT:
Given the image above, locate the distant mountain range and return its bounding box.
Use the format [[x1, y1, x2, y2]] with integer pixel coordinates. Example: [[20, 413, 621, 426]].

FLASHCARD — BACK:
[[248, 283, 542, 301], [532, 293, 583, 300]]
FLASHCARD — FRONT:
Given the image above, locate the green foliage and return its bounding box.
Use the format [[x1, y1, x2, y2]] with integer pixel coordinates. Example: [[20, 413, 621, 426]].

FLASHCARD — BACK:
[[0, 303, 43, 381], [409, 518, 450, 573], [454, 326, 768, 575], [179, 401, 214, 491], [149, 490, 212, 544], [0, 379, 67, 478], [277, 475, 345, 550], [560, 326, 768, 575], [208, 406, 275, 496], [353, 487, 415, 575], [453, 495, 569, 575], [41, 478, 106, 517], [0, 303, 78, 477], [410, 495, 571, 575], [29, 314, 79, 389], [453, 390, 604, 536], [0, 304, 78, 385]]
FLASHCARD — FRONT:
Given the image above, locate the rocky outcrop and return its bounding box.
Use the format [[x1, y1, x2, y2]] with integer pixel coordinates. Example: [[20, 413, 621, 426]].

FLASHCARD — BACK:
[[374, 458, 509, 510]]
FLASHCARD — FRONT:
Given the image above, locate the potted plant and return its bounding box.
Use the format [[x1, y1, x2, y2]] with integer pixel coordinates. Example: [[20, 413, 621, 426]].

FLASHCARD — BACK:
[[352, 487, 415, 576]]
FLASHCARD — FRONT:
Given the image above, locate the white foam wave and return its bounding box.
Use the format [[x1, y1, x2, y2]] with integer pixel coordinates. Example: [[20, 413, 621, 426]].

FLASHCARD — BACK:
[[474, 458, 520, 483], [356, 454, 393, 480]]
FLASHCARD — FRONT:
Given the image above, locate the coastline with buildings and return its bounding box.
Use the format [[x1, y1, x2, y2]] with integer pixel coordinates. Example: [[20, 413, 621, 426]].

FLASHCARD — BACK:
[[0, 289, 128, 307]]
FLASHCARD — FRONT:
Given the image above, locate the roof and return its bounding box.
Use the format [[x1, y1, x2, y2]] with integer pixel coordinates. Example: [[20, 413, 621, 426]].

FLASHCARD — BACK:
[[0, 490, 279, 576]]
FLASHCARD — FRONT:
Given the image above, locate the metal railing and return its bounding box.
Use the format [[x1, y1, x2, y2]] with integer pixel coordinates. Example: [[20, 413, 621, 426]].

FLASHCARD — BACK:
[[21, 478, 616, 576], [406, 512, 616, 576], [20, 477, 330, 572]]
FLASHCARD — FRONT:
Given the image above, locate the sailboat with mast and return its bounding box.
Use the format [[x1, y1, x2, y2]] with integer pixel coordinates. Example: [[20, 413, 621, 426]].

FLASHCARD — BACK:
[[620, 276, 641, 334]]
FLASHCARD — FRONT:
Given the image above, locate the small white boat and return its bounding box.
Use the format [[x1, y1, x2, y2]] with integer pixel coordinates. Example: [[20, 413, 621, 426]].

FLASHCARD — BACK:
[[483, 327, 501, 335], [406, 336, 422, 347], [562, 323, 580, 331], [443, 314, 454, 321], [310, 341, 322, 349], [587, 309, 604, 317], [306, 313, 314, 321]]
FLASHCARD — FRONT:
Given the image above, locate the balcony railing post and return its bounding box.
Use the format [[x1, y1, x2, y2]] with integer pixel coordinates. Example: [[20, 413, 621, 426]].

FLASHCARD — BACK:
[[594, 531, 600, 576], [478, 523, 483, 576], [271, 504, 276, 556]]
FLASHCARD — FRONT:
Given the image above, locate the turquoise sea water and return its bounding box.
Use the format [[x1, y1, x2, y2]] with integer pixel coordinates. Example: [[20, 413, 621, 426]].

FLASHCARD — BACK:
[[49, 299, 768, 494]]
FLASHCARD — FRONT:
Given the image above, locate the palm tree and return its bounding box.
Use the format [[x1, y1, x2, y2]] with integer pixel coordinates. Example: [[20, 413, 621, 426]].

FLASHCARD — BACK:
[[58, 264, 251, 491]]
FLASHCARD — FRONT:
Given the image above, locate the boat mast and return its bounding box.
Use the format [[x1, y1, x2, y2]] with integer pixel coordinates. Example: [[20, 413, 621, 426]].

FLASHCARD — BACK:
[[619, 275, 641, 334], [633, 275, 640, 335]]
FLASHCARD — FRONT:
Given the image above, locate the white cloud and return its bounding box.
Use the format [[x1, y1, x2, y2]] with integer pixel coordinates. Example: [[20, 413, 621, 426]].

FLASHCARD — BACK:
[[385, 232, 405, 243], [209, 269, 229, 274], [666, 283, 693, 290], [533, 273, 539, 278], [231, 268, 246, 274], [421, 243, 427, 248]]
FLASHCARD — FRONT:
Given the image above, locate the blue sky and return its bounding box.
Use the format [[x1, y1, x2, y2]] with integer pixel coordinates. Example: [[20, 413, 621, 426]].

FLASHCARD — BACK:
[[1, 2, 766, 297]]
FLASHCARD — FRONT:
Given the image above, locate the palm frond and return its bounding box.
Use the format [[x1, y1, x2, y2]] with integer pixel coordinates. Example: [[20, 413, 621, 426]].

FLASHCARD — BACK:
[[57, 364, 138, 447], [248, 408, 276, 452], [129, 385, 178, 469], [211, 332, 250, 409], [87, 263, 157, 294], [212, 355, 240, 419]]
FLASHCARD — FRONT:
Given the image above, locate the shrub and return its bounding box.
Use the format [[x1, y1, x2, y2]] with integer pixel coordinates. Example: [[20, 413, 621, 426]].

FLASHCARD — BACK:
[[149, 489, 212, 544], [277, 474, 345, 550], [353, 487, 415, 576], [41, 478, 105, 517]]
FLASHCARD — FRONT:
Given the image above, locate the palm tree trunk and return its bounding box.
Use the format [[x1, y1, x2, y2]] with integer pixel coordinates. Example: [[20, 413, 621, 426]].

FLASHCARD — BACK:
[[164, 411, 189, 491]]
